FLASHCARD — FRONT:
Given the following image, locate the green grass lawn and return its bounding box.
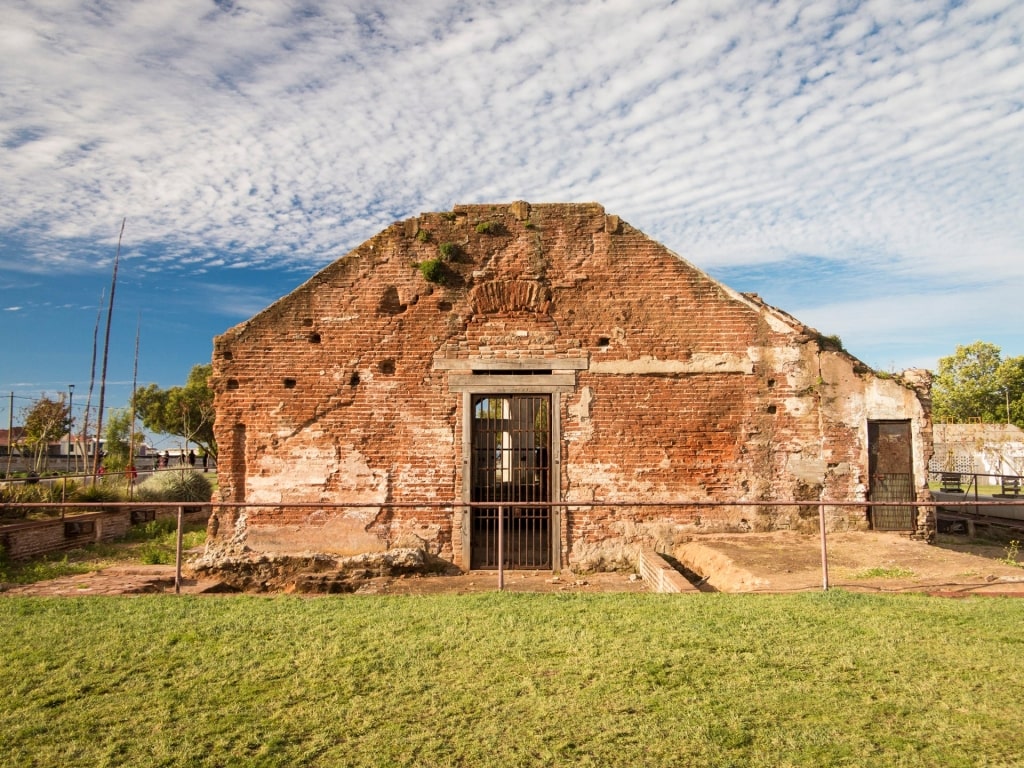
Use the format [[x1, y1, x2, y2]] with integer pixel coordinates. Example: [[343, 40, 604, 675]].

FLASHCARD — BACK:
[[1, 592, 1022, 767], [928, 480, 1013, 496]]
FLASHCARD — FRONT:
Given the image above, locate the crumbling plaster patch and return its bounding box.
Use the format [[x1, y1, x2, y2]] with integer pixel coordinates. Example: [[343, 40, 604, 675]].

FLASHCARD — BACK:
[[565, 462, 655, 501], [247, 442, 387, 505], [567, 386, 595, 443], [589, 353, 754, 375]]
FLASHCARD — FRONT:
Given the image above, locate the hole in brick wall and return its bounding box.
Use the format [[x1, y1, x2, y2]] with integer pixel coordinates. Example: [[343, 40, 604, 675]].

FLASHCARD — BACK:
[[438, 300, 452, 311], [302, 318, 313, 327], [349, 372, 360, 387], [283, 378, 297, 389], [221, 350, 233, 360], [378, 286, 407, 315], [597, 336, 610, 347], [308, 332, 321, 344], [378, 359, 396, 375], [226, 379, 239, 390], [766, 404, 777, 414], [767, 378, 776, 388]]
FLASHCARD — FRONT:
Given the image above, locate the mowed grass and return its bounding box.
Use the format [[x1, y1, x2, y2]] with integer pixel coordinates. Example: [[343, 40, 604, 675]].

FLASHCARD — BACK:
[[1, 592, 1022, 767]]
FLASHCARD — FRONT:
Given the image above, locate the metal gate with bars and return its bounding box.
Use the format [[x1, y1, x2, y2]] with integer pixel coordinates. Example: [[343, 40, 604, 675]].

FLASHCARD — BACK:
[[470, 394, 551, 569], [868, 421, 916, 531]]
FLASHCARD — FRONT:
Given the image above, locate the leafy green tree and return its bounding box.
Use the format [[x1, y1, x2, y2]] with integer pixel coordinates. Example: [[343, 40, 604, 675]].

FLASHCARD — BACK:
[[102, 408, 142, 472], [134, 364, 216, 458], [20, 395, 71, 472], [933, 341, 1024, 426]]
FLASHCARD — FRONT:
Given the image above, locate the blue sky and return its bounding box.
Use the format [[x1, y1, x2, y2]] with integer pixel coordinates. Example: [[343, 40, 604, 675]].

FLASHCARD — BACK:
[[2, 0, 1023, 438]]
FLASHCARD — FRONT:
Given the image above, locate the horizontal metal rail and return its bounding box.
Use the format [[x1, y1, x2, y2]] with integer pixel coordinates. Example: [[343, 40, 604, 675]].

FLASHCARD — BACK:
[[3, 498, 1022, 594], [3, 499, 1023, 511]]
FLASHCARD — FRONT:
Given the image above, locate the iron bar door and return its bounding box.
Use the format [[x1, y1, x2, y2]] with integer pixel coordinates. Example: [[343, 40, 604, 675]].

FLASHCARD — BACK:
[[868, 420, 916, 531], [470, 394, 551, 569]]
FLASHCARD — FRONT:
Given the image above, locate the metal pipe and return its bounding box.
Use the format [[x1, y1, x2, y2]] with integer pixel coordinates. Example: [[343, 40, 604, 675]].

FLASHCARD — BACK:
[[66, 384, 74, 475], [497, 504, 504, 591], [174, 504, 184, 594], [818, 503, 829, 591]]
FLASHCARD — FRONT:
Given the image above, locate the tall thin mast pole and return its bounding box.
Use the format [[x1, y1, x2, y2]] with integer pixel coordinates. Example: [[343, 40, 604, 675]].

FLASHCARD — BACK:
[[128, 314, 140, 497], [82, 289, 103, 481], [5, 392, 13, 478], [92, 218, 125, 478]]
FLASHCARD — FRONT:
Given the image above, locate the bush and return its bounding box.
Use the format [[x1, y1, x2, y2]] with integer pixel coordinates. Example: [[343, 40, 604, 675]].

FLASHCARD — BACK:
[[70, 482, 125, 504], [134, 470, 213, 503], [438, 242, 459, 261], [417, 258, 446, 284]]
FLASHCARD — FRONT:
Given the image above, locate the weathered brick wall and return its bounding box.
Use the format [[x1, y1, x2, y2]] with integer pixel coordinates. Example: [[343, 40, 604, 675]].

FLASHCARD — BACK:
[[0, 511, 130, 560], [209, 202, 931, 568]]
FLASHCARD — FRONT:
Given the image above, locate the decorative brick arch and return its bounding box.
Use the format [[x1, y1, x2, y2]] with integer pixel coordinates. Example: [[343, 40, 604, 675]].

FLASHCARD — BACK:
[[470, 280, 552, 316]]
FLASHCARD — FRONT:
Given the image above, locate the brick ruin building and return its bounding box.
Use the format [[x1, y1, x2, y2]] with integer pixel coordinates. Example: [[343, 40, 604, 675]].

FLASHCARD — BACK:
[[207, 202, 932, 571]]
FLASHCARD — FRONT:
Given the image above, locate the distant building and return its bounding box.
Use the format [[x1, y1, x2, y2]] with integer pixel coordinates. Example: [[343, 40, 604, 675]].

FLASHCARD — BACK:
[[932, 423, 1024, 480]]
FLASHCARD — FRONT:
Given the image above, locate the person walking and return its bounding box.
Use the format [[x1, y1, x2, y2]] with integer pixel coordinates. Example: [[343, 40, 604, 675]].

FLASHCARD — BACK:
[[188, 450, 196, 469]]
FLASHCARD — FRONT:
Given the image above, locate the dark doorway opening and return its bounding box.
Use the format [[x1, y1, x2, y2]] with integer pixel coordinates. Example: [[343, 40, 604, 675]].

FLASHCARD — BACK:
[[868, 420, 915, 531], [470, 394, 551, 568]]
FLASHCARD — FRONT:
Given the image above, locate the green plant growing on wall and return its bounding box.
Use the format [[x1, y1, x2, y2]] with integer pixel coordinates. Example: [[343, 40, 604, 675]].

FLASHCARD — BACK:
[[416, 229, 431, 243], [438, 242, 459, 261], [475, 221, 499, 235], [814, 333, 844, 352], [418, 258, 445, 284]]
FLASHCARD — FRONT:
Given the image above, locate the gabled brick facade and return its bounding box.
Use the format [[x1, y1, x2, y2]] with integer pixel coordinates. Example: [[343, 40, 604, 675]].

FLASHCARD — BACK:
[[208, 202, 932, 569]]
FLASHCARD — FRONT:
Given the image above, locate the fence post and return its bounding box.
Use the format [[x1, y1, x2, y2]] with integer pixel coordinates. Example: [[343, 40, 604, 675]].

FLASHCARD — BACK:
[[497, 504, 504, 591], [818, 503, 830, 591], [174, 505, 184, 594]]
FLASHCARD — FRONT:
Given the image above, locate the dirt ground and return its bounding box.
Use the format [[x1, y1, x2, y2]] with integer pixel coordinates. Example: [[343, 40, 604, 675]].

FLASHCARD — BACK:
[[4, 531, 1024, 597], [677, 531, 1024, 596]]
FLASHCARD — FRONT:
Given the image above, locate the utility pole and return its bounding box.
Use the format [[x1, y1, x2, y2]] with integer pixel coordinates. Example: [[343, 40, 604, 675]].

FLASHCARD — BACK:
[[5, 391, 13, 478], [67, 384, 74, 473]]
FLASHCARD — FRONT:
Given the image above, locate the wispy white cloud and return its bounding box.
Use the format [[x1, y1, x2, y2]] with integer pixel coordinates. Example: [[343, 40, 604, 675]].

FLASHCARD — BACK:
[[0, 0, 1022, 333]]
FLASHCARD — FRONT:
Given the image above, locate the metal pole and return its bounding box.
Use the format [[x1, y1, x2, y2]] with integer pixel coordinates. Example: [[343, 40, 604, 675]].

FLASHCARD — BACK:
[[818, 503, 830, 591], [497, 504, 505, 591], [174, 504, 184, 594], [66, 384, 74, 474], [5, 392, 13, 479]]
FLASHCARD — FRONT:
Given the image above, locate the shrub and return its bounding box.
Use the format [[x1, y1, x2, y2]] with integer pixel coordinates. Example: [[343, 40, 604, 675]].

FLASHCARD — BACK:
[[438, 242, 459, 261], [416, 229, 431, 242], [70, 482, 125, 504], [139, 543, 172, 565], [134, 471, 213, 503], [475, 221, 500, 235], [417, 258, 446, 284]]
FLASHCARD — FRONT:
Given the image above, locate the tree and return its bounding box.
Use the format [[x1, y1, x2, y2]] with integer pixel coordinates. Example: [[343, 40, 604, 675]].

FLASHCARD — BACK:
[[932, 341, 1024, 427], [103, 407, 143, 472], [20, 395, 71, 472], [134, 364, 217, 457]]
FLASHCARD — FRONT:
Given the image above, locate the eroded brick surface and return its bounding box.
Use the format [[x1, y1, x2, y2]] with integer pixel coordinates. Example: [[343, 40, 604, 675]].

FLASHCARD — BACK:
[[209, 202, 931, 569]]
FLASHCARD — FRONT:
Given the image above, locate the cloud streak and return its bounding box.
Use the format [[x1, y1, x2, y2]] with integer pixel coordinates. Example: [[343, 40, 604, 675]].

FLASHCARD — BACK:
[[1, 0, 1022, 365]]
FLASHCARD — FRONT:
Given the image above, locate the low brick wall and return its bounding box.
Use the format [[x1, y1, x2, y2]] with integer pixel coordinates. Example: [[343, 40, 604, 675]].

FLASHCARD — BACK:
[[637, 548, 698, 593], [0, 505, 210, 561]]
